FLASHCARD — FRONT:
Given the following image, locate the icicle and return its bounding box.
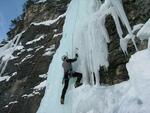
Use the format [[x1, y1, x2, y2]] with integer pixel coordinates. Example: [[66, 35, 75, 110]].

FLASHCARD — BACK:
[[110, 7, 123, 39], [90, 50, 95, 86], [120, 37, 129, 55], [111, 0, 138, 51], [148, 38, 150, 50], [100, 16, 110, 43], [111, 0, 131, 32]]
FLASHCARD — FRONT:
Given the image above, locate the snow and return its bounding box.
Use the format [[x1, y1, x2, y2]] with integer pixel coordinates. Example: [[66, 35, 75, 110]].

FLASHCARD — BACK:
[[45, 45, 55, 51], [0, 76, 10, 82], [22, 91, 40, 98], [53, 33, 63, 38], [31, 13, 66, 26], [21, 54, 33, 63], [43, 51, 54, 56], [4, 105, 8, 108], [36, 0, 47, 4], [22, 80, 45, 98], [17, 49, 26, 56], [34, 80, 46, 91], [71, 83, 133, 113], [22, 94, 34, 98], [35, 46, 44, 52], [12, 72, 17, 76], [5, 101, 18, 108], [42, 45, 55, 56], [27, 48, 34, 52], [26, 35, 45, 45], [9, 101, 18, 105], [126, 49, 150, 113], [39, 73, 47, 78], [53, 29, 58, 32]]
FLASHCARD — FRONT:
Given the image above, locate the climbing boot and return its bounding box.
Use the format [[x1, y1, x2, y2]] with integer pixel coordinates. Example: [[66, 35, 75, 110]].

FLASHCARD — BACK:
[[74, 82, 83, 88], [60, 98, 64, 104]]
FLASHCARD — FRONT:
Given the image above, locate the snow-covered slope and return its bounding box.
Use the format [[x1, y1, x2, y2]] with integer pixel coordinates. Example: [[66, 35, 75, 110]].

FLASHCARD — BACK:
[[126, 49, 150, 113], [36, 0, 150, 113]]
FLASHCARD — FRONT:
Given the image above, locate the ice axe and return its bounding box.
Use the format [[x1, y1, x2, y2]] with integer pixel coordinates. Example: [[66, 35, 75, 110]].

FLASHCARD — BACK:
[[75, 48, 79, 54]]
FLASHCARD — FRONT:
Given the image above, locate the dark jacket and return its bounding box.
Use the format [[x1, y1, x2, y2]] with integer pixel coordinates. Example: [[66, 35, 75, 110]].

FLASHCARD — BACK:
[[62, 57, 77, 74]]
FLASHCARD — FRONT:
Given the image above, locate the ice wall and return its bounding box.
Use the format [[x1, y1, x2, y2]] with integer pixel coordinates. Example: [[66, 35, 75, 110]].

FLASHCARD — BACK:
[[37, 0, 101, 113]]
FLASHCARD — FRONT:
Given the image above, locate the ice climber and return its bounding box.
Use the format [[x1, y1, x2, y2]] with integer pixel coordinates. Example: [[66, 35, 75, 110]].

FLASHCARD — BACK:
[[60, 53, 82, 104]]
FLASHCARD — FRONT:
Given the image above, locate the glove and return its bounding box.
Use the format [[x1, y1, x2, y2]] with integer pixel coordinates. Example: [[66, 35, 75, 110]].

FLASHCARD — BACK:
[[75, 53, 78, 58]]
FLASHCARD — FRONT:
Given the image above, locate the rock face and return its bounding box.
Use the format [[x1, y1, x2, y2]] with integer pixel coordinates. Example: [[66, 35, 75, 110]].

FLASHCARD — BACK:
[[0, 0, 150, 113], [0, 1, 68, 113], [100, 0, 150, 84]]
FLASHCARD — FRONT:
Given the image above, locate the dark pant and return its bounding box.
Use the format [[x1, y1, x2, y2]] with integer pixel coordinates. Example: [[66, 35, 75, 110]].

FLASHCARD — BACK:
[[61, 72, 82, 100]]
